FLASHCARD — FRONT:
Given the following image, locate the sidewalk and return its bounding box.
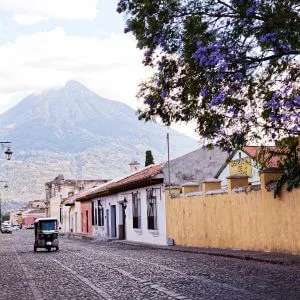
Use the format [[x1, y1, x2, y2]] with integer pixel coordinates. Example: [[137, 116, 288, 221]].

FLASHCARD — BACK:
[[61, 232, 300, 266]]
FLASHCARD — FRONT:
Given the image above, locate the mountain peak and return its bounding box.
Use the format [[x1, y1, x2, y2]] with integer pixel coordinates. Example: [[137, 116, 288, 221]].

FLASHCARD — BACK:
[[65, 80, 86, 90]]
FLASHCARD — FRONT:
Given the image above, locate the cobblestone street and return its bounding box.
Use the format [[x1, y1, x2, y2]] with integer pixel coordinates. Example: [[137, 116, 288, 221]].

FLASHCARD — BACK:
[[1, 230, 299, 300]]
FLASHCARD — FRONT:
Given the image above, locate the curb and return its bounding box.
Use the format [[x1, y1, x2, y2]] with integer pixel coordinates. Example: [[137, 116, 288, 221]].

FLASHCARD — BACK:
[[111, 241, 300, 266], [60, 233, 300, 266]]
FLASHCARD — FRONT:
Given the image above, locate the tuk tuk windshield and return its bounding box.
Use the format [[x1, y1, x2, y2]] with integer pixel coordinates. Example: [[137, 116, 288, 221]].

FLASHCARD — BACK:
[[40, 220, 57, 231]]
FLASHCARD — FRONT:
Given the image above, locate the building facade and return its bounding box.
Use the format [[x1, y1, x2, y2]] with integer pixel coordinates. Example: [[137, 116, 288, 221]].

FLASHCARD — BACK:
[[45, 175, 108, 230], [215, 146, 280, 188], [64, 165, 167, 245]]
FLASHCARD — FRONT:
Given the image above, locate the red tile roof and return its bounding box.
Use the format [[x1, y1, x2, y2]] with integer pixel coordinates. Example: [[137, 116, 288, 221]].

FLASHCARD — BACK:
[[112, 164, 163, 190], [75, 164, 163, 201], [243, 146, 280, 167]]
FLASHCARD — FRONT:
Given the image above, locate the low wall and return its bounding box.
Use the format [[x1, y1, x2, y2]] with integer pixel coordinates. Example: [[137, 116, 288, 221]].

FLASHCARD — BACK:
[[166, 188, 300, 254]]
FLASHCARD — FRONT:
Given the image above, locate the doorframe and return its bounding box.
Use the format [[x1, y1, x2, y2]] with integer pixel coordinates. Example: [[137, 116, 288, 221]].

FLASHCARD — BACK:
[[106, 209, 110, 237], [110, 205, 117, 238]]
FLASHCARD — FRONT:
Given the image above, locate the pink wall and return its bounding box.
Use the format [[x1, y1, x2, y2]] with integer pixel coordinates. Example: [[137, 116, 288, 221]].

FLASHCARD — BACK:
[[81, 201, 92, 233], [23, 216, 36, 225]]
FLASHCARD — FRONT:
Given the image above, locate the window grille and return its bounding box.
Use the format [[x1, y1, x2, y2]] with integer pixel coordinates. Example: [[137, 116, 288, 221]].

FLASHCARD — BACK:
[[98, 200, 104, 226], [132, 192, 141, 229], [146, 189, 158, 230], [92, 201, 95, 225], [94, 205, 98, 225]]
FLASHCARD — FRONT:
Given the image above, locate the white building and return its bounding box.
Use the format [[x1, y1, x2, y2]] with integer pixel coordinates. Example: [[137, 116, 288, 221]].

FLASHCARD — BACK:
[[45, 175, 108, 230], [75, 164, 167, 245], [215, 146, 278, 187]]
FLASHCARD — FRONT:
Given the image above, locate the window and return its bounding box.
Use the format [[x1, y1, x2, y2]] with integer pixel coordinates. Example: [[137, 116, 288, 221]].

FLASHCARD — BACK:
[[98, 200, 104, 226], [132, 192, 141, 229], [147, 189, 158, 230], [40, 220, 57, 231], [94, 207, 98, 225], [92, 201, 95, 225]]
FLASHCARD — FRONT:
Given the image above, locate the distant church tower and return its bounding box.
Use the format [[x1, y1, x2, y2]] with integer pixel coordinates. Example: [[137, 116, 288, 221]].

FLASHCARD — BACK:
[[129, 160, 140, 172]]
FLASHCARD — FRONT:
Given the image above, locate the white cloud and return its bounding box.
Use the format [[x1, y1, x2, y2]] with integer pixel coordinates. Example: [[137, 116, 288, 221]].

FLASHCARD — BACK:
[[13, 15, 48, 25], [0, 27, 150, 110], [0, 0, 98, 21], [0, 26, 198, 138]]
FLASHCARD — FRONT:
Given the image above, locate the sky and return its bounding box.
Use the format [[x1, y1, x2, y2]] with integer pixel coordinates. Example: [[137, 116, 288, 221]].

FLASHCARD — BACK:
[[0, 0, 198, 139]]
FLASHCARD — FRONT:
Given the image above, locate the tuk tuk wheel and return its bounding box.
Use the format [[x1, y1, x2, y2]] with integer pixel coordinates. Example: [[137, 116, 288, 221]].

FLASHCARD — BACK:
[[47, 247, 51, 252], [56, 246, 59, 251], [34, 246, 37, 252]]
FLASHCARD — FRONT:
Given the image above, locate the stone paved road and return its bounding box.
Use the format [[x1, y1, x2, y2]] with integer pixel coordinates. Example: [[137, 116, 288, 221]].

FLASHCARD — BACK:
[[1, 230, 299, 300]]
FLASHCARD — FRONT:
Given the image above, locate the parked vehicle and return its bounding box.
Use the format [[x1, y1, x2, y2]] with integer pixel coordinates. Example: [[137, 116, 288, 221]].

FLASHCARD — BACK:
[[1, 223, 12, 234], [34, 218, 59, 252], [25, 224, 34, 229], [12, 224, 20, 230]]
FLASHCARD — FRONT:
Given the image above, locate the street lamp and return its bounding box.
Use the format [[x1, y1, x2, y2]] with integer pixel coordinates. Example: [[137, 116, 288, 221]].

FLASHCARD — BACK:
[[123, 197, 128, 209], [0, 142, 13, 160], [5, 147, 13, 160]]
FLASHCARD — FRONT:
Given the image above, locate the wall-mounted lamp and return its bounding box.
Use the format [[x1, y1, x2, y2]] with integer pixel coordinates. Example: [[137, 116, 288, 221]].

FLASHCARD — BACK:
[[123, 197, 128, 209]]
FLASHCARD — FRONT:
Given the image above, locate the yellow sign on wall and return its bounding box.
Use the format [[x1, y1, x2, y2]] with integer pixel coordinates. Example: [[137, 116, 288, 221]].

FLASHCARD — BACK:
[[229, 157, 252, 176]]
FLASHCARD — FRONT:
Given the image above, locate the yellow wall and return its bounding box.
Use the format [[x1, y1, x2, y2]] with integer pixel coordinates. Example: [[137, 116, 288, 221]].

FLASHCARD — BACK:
[[182, 185, 199, 195], [203, 182, 221, 193], [228, 177, 248, 191], [166, 188, 300, 254]]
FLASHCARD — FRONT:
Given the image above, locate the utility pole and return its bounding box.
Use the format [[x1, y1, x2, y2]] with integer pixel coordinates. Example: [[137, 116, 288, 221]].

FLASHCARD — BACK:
[[167, 133, 171, 195]]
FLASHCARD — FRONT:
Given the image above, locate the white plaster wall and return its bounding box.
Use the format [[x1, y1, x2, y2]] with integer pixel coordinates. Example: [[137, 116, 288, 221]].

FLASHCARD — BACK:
[[92, 194, 119, 238], [125, 184, 167, 245], [50, 196, 61, 222], [74, 201, 81, 233], [61, 205, 73, 233], [91, 184, 167, 245], [218, 150, 261, 187]]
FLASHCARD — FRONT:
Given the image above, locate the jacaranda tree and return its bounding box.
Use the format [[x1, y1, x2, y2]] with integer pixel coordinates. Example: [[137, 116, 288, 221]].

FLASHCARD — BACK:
[[117, 0, 300, 151]]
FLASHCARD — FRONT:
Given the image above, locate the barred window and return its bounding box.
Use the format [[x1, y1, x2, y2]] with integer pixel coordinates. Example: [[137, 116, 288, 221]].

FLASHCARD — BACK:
[[92, 201, 95, 225], [94, 204, 98, 225], [98, 200, 104, 226], [147, 189, 158, 230], [132, 192, 141, 229]]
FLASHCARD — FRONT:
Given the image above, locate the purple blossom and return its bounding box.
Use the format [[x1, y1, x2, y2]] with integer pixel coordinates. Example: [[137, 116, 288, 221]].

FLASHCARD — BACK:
[[210, 90, 225, 106], [285, 100, 293, 109], [294, 95, 300, 106], [161, 91, 167, 98], [154, 36, 164, 45], [279, 42, 291, 54], [201, 86, 208, 97], [290, 125, 299, 135], [145, 98, 157, 106], [266, 93, 280, 110], [124, 27, 130, 34], [260, 33, 277, 43], [228, 88, 235, 95], [234, 72, 243, 80], [246, 6, 256, 17], [228, 106, 238, 116]]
